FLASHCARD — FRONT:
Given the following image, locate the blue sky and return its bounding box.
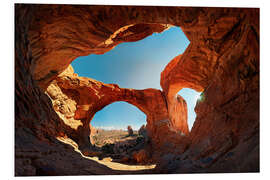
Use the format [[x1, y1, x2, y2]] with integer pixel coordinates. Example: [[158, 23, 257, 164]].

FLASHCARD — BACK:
[[178, 88, 201, 130], [71, 26, 200, 130], [91, 101, 146, 130]]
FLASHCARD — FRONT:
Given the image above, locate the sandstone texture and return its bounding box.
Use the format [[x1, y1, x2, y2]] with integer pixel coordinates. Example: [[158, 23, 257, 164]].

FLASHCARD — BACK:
[[133, 149, 149, 164], [15, 4, 259, 175], [46, 65, 181, 153]]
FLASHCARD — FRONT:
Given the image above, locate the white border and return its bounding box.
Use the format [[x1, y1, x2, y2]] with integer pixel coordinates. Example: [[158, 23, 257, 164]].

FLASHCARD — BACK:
[[2, 0, 270, 180], [13, 0, 262, 7]]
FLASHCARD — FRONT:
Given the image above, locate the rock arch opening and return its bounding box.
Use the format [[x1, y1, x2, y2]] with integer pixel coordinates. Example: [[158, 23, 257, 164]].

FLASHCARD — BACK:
[[177, 88, 202, 131], [45, 25, 195, 157], [91, 101, 147, 131], [71, 26, 190, 90], [65, 25, 191, 154], [89, 101, 154, 165]]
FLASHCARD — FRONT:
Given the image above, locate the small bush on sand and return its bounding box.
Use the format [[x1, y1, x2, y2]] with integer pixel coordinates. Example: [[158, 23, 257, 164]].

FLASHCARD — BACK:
[[101, 143, 115, 154]]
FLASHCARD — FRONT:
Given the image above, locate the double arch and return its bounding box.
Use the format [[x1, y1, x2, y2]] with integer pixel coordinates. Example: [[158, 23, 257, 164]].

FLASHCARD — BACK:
[[54, 73, 169, 152]]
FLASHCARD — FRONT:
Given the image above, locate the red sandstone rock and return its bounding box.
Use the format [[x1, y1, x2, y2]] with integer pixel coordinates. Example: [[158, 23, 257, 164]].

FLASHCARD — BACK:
[[120, 156, 130, 163], [133, 149, 148, 163], [47, 65, 174, 150], [89, 124, 97, 144]]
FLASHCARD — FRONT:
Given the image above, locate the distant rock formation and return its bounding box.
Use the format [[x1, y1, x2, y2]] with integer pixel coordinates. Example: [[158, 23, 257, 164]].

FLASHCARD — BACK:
[[127, 126, 134, 136], [138, 125, 147, 138]]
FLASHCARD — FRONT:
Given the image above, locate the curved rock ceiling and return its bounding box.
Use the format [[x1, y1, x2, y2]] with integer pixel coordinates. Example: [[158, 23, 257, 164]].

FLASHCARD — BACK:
[[15, 4, 259, 175]]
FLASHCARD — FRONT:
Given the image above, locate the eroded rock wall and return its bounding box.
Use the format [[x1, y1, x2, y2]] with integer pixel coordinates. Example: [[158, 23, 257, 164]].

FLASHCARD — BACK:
[[28, 4, 172, 89], [159, 7, 259, 173], [46, 65, 185, 153], [15, 5, 135, 176]]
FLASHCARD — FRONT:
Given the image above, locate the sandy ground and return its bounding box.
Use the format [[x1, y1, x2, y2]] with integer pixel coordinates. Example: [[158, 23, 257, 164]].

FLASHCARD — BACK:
[[92, 129, 138, 147], [56, 136, 156, 171]]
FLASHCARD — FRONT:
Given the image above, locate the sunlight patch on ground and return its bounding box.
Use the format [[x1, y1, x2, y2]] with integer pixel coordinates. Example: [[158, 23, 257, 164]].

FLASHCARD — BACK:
[[56, 136, 156, 171]]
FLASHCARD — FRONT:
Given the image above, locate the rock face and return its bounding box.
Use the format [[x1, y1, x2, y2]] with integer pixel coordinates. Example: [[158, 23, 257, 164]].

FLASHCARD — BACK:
[[89, 124, 97, 144], [15, 4, 259, 175], [159, 7, 259, 173], [46, 65, 181, 153], [28, 5, 170, 89], [15, 5, 141, 176], [133, 149, 149, 164], [138, 125, 147, 138]]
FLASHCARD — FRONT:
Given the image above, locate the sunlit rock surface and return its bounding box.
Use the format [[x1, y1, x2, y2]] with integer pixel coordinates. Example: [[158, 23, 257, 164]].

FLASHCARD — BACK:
[[15, 4, 259, 175], [46, 65, 183, 153]]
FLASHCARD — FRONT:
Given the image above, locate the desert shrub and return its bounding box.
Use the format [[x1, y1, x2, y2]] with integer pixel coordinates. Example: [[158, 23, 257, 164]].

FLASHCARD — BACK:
[[135, 136, 144, 144], [101, 143, 115, 154]]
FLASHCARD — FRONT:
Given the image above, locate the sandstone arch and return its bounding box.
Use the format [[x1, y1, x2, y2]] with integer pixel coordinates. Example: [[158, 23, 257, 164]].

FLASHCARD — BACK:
[[15, 4, 259, 175], [47, 65, 174, 153]]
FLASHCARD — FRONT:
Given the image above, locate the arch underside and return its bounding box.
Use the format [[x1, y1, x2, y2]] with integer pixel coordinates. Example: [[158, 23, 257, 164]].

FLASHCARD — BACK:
[[47, 68, 171, 151]]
